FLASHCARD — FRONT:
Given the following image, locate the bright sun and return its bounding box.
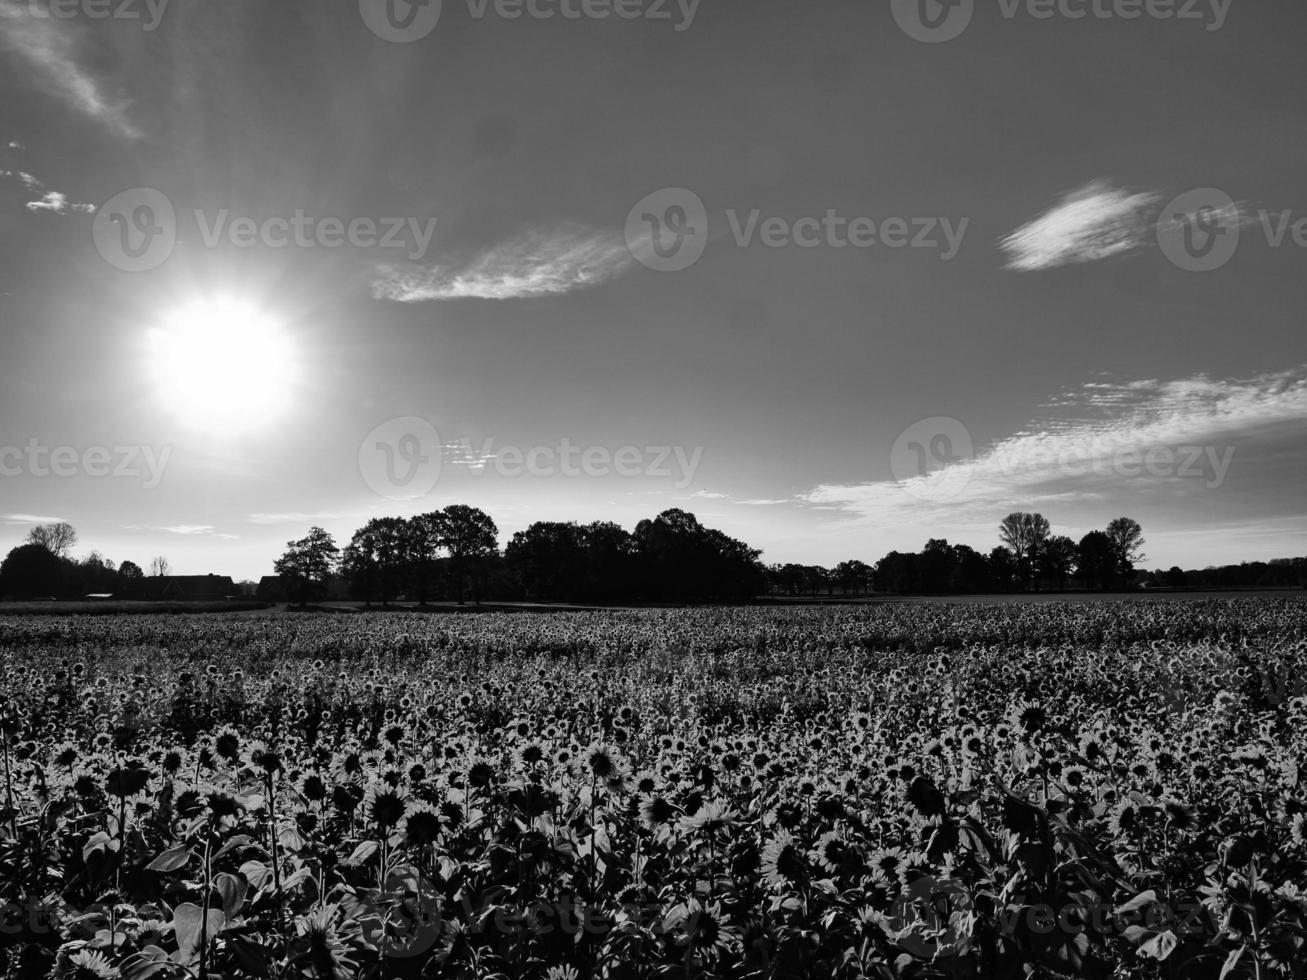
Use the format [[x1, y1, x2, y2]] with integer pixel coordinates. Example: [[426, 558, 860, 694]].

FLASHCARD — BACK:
[[147, 298, 298, 430]]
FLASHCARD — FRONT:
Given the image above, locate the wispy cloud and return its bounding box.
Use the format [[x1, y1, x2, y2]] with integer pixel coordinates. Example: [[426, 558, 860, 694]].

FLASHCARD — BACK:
[[1000, 180, 1162, 271], [25, 191, 95, 214], [122, 523, 238, 539], [805, 367, 1307, 527], [372, 226, 636, 302], [0, 2, 143, 140], [3, 513, 65, 525], [0, 170, 44, 191], [3, 159, 96, 215], [247, 512, 342, 526]]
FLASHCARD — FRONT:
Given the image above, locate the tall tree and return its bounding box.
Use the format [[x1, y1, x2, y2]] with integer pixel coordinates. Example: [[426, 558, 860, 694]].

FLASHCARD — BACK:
[[274, 526, 340, 606], [26, 522, 77, 559], [437, 505, 499, 604], [346, 517, 409, 606], [148, 556, 171, 577], [1105, 517, 1146, 584], [1039, 535, 1078, 592], [998, 513, 1050, 590], [406, 512, 447, 604], [1076, 531, 1117, 591]]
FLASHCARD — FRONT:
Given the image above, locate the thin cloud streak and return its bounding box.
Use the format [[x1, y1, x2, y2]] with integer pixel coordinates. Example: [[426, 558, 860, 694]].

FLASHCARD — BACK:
[[0, 3, 143, 141], [372, 227, 636, 302], [805, 367, 1307, 526]]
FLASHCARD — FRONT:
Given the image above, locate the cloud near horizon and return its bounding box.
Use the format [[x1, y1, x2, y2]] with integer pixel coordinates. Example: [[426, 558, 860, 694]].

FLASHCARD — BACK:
[[804, 367, 1307, 529], [372, 226, 636, 302]]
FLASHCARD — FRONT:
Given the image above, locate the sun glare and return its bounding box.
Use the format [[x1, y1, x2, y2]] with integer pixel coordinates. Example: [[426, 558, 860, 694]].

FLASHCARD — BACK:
[[147, 298, 298, 430]]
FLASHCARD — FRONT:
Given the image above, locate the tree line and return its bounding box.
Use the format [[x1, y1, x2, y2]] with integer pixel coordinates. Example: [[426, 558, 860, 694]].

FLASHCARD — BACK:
[[273, 506, 767, 606], [775, 514, 1147, 596], [4, 511, 1304, 604], [0, 522, 176, 599]]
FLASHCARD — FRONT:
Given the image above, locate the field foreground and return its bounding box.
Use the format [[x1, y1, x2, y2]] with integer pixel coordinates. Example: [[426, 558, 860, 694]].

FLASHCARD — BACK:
[[0, 599, 1304, 979]]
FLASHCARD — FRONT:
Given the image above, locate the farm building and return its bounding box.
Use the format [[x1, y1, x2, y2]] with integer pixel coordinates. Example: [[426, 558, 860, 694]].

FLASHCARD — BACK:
[[139, 574, 239, 601]]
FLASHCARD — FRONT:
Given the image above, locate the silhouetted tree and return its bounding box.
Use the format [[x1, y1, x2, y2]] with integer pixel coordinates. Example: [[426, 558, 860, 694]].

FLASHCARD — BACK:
[[1039, 535, 1078, 591], [274, 526, 340, 606], [345, 517, 409, 605], [0, 544, 64, 598], [999, 513, 1050, 591], [632, 509, 763, 601], [26, 522, 77, 559], [1105, 517, 1146, 583], [988, 546, 1019, 593], [1077, 531, 1117, 591], [438, 505, 499, 604], [835, 560, 873, 595]]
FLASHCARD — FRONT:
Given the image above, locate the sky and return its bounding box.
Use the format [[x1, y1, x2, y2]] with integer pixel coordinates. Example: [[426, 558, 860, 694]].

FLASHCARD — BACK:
[[0, 0, 1304, 580]]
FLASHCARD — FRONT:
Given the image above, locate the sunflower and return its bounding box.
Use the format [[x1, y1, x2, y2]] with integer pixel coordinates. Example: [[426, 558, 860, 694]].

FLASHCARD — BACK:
[[812, 829, 859, 875], [678, 800, 738, 835], [362, 781, 408, 831], [585, 742, 622, 780], [869, 846, 909, 887], [639, 793, 677, 828], [293, 906, 357, 980], [670, 898, 740, 958], [400, 801, 443, 846], [53, 945, 119, 979], [760, 829, 808, 889], [299, 772, 328, 804], [212, 727, 241, 762]]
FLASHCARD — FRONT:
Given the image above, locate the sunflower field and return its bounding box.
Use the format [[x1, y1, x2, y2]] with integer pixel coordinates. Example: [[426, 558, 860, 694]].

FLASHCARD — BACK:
[[0, 598, 1304, 979]]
